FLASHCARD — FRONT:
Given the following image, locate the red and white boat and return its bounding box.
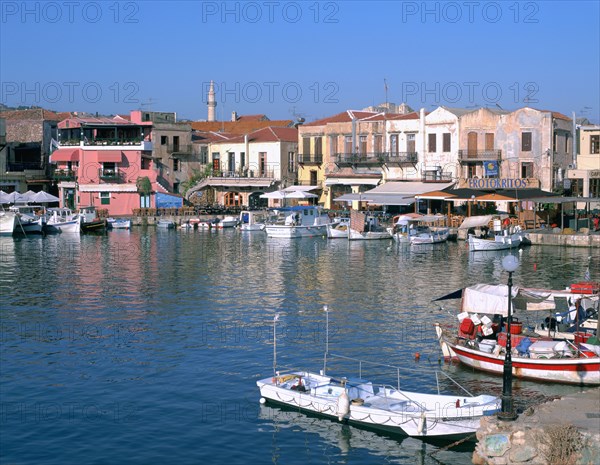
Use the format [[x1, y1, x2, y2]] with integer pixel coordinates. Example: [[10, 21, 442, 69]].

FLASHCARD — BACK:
[[434, 283, 600, 386]]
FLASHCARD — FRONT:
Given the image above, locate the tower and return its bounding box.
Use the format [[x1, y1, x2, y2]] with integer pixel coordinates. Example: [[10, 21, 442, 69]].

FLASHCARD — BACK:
[[207, 80, 217, 122]]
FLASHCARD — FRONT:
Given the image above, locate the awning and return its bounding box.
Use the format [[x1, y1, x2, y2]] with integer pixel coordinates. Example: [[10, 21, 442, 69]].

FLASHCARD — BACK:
[[50, 149, 79, 162], [324, 177, 380, 186], [415, 190, 457, 200], [96, 151, 123, 163], [281, 185, 320, 192], [333, 193, 414, 205], [203, 179, 273, 188], [365, 181, 454, 197], [78, 184, 138, 192], [458, 215, 494, 229]]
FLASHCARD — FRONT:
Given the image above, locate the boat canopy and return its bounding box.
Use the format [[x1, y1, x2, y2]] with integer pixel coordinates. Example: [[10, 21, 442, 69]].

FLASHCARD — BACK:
[[461, 284, 558, 316], [458, 215, 494, 229]]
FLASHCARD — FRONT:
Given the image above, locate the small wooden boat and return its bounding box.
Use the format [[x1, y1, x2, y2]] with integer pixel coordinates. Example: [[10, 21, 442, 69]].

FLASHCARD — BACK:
[[78, 206, 107, 232], [107, 218, 131, 230]]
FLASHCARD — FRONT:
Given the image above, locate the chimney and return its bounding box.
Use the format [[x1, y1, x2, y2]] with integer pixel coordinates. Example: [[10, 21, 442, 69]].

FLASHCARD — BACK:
[[231, 111, 237, 122]]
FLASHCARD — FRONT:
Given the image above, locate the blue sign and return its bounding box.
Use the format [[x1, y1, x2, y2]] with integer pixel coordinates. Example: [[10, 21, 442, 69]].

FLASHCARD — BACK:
[[485, 161, 499, 177], [155, 192, 183, 208]]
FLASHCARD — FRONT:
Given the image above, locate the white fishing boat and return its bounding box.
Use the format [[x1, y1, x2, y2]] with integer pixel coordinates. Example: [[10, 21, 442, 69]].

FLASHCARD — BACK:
[[264, 206, 330, 238], [257, 309, 500, 440], [434, 282, 600, 385], [326, 217, 349, 239], [157, 219, 175, 229], [215, 216, 238, 229], [9, 204, 44, 234], [46, 207, 81, 234], [0, 210, 17, 236], [78, 206, 107, 232], [348, 211, 391, 241], [107, 218, 131, 229], [239, 210, 267, 231], [460, 215, 524, 252]]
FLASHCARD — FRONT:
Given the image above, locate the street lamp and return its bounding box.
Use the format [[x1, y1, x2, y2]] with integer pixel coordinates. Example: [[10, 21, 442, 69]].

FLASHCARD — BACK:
[[498, 254, 519, 421]]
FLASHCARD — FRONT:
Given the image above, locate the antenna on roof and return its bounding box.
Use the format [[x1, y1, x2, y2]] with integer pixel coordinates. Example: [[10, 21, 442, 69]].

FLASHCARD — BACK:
[[289, 106, 307, 127], [139, 98, 158, 111]]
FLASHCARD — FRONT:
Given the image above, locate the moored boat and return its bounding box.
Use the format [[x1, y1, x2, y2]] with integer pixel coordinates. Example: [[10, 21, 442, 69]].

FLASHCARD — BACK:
[[460, 215, 525, 252], [78, 206, 107, 232], [157, 219, 175, 229], [348, 211, 391, 241], [264, 206, 330, 238], [0, 210, 17, 236], [434, 282, 600, 385], [46, 207, 81, 234], [107, 218, 131, 229], [239, 210, 267, 231]]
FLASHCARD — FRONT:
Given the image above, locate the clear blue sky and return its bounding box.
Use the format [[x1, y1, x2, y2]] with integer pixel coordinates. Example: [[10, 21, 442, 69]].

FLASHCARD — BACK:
[[1, 1, 598, 123]]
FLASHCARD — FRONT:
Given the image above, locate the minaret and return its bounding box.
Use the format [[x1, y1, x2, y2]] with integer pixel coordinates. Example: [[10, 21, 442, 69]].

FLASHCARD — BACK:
[[207, 80, 217, 122]]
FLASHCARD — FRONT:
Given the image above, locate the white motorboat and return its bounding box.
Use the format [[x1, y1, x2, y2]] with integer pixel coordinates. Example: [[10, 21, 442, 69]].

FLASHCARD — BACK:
[[327, 217, 349, 238], [258, 310, 500, 439], [459, 215, 524, 251], [215, 216, 238, 229], [239, 210, 267, 231], [264, 206, 330, 238], [410, 226, 449, 245], [78, 206, 107, 232], [0, 210, 17, 236], [157, 219, 175, 229], [46, 207, 81, 234], [348, 211, 391, 241], [9, 205, 44, 234], [107, 218, 131, 229]]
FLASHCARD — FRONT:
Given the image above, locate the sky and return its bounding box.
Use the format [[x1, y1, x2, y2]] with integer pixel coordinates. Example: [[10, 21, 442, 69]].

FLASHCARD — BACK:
[[1, 1, 599, 123]]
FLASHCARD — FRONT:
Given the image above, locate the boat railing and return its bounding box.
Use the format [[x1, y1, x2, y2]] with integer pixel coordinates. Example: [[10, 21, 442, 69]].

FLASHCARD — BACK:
[[328, 353, 401, 390], [434, 370, 474, 397]]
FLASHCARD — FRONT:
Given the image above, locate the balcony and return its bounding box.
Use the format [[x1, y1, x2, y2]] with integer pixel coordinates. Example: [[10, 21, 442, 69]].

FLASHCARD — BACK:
[[385, 152, 419, 166], [334, 152, 385, 167], [458, 149, 502, 162], [6, 161, 44, 172], [58, 139, 153, 151], [98, 168, 124, 182], [298, 153, 323, 164], [53, 169, 77, 181]]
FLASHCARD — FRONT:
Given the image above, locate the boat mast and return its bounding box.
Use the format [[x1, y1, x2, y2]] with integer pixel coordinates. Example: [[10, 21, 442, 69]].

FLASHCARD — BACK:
[[323, 305, 329, 375], [273, 314, 279, 377]]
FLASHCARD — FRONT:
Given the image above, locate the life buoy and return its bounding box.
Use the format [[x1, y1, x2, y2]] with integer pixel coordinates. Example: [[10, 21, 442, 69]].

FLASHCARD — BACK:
[[502, 218, 510, 228]]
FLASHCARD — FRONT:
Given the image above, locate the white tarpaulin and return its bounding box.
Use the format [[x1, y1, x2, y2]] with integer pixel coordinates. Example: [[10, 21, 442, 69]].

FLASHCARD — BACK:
[[462, 284, 519, 317], [458, 215, 494, 230]]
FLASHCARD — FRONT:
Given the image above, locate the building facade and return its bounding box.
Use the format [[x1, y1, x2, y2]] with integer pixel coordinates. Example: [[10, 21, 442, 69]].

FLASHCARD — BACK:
[[568, 124, 600, 206]]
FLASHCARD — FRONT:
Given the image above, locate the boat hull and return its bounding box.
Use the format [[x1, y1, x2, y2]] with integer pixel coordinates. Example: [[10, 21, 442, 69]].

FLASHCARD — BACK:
[[257, 372, 498, 438], [348, 228, 392, 241], [410, 229, 449, 245], [46, 219, 81, 234], [0, 212, 17, 236], [468, 233, 522, 251], [265, 224, 327, 238], [80, 219, 107, 232], [435, 325, 600, 385]]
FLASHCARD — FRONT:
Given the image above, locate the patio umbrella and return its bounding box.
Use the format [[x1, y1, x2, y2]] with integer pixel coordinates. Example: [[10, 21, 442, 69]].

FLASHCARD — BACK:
[[0, 190, 9, 203], [284, 191, 318, 199], [32, 191, 60, 203]]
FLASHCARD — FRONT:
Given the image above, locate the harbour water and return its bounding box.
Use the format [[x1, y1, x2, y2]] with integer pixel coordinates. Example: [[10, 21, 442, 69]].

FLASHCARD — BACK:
[[1, 230, 597, 465]]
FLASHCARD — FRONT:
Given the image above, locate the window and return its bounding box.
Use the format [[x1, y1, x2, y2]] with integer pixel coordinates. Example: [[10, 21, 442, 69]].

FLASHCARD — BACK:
[[173, 182, 179, 194], [329, 135, 338, 155], [259, 152, 267, 176], [161, 135, 168, 145], [240, 152, 245, 170], [302, 137, 310, 155], [522, 132, 532, 151], [374, 134, 382, 154], [407, 133, 415, 153], [467, 164, 477, 178], [467, 132, 478, 155], [227, 152, 235, 173], [310, 170, 317, 186], [200, 146, 208, 164], [565, 133, 569, 153], [315, 137, 322, 155], [102, 162, 116, 177], [288, 151, 295, 173], [173, 135, 180, 152], [485, 133, 494, 151], [591, 135, 600, 154], [173, 158, 180, 172], [100, 192, 110, 205], [224, 192, 241, 207], [442, 133, 451, 152], [344, 136, 352, 154], [212, 153, 220, 172], [428, 133, 436, 153], [390, 134, 398, 155], [358, 135, 367, 154], [521, 162, 534, 178]]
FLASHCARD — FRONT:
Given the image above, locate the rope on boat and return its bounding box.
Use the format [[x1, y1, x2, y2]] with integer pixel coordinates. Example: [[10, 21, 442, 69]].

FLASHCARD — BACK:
[[427, 432, 476, 456]]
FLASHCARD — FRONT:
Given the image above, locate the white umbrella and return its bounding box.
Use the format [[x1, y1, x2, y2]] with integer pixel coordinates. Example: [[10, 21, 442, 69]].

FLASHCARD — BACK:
[[32, 191, 60, 203], [284, 191, 318, 199], [2, 191, 29, 203], [259, 191, 288, 199], [0, 190, 9, 203]]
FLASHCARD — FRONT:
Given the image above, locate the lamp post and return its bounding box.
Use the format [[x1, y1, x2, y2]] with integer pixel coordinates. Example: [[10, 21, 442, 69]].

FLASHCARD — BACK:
[[498, 254, 519, 421]]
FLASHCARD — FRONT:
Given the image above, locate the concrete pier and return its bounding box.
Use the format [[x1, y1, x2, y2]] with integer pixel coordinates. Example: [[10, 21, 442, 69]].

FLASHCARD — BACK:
[[453, 228, 600, 248], [473, 388, 600, 465]]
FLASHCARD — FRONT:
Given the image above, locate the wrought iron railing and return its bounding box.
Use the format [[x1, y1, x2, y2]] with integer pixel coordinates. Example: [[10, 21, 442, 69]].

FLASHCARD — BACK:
[[298, 153, 323, 164], [458, 149, 502, 161]]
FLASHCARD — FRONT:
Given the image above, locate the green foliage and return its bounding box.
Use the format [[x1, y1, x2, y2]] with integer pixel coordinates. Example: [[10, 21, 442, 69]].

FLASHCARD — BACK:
[[180, 166, 213, 196], [136, 176, 152, 195]]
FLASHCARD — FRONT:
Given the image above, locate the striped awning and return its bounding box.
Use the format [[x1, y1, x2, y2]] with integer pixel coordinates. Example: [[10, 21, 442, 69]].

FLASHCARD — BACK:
[[50, 149, 79, 162]]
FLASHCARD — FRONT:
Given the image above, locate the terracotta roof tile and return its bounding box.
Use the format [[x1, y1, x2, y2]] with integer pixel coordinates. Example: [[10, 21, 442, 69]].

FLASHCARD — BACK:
[[189, 119, 293, 134], [0, 108, 62, 121]]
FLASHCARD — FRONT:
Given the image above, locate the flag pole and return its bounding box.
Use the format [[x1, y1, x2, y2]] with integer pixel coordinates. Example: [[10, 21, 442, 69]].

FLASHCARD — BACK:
[[323, 305, 329, 375], [273, 314, 279, 377]]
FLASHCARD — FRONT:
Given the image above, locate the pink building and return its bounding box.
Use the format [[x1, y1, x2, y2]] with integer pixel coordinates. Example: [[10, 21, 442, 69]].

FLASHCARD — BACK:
[[50, 113, 163, 215]]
